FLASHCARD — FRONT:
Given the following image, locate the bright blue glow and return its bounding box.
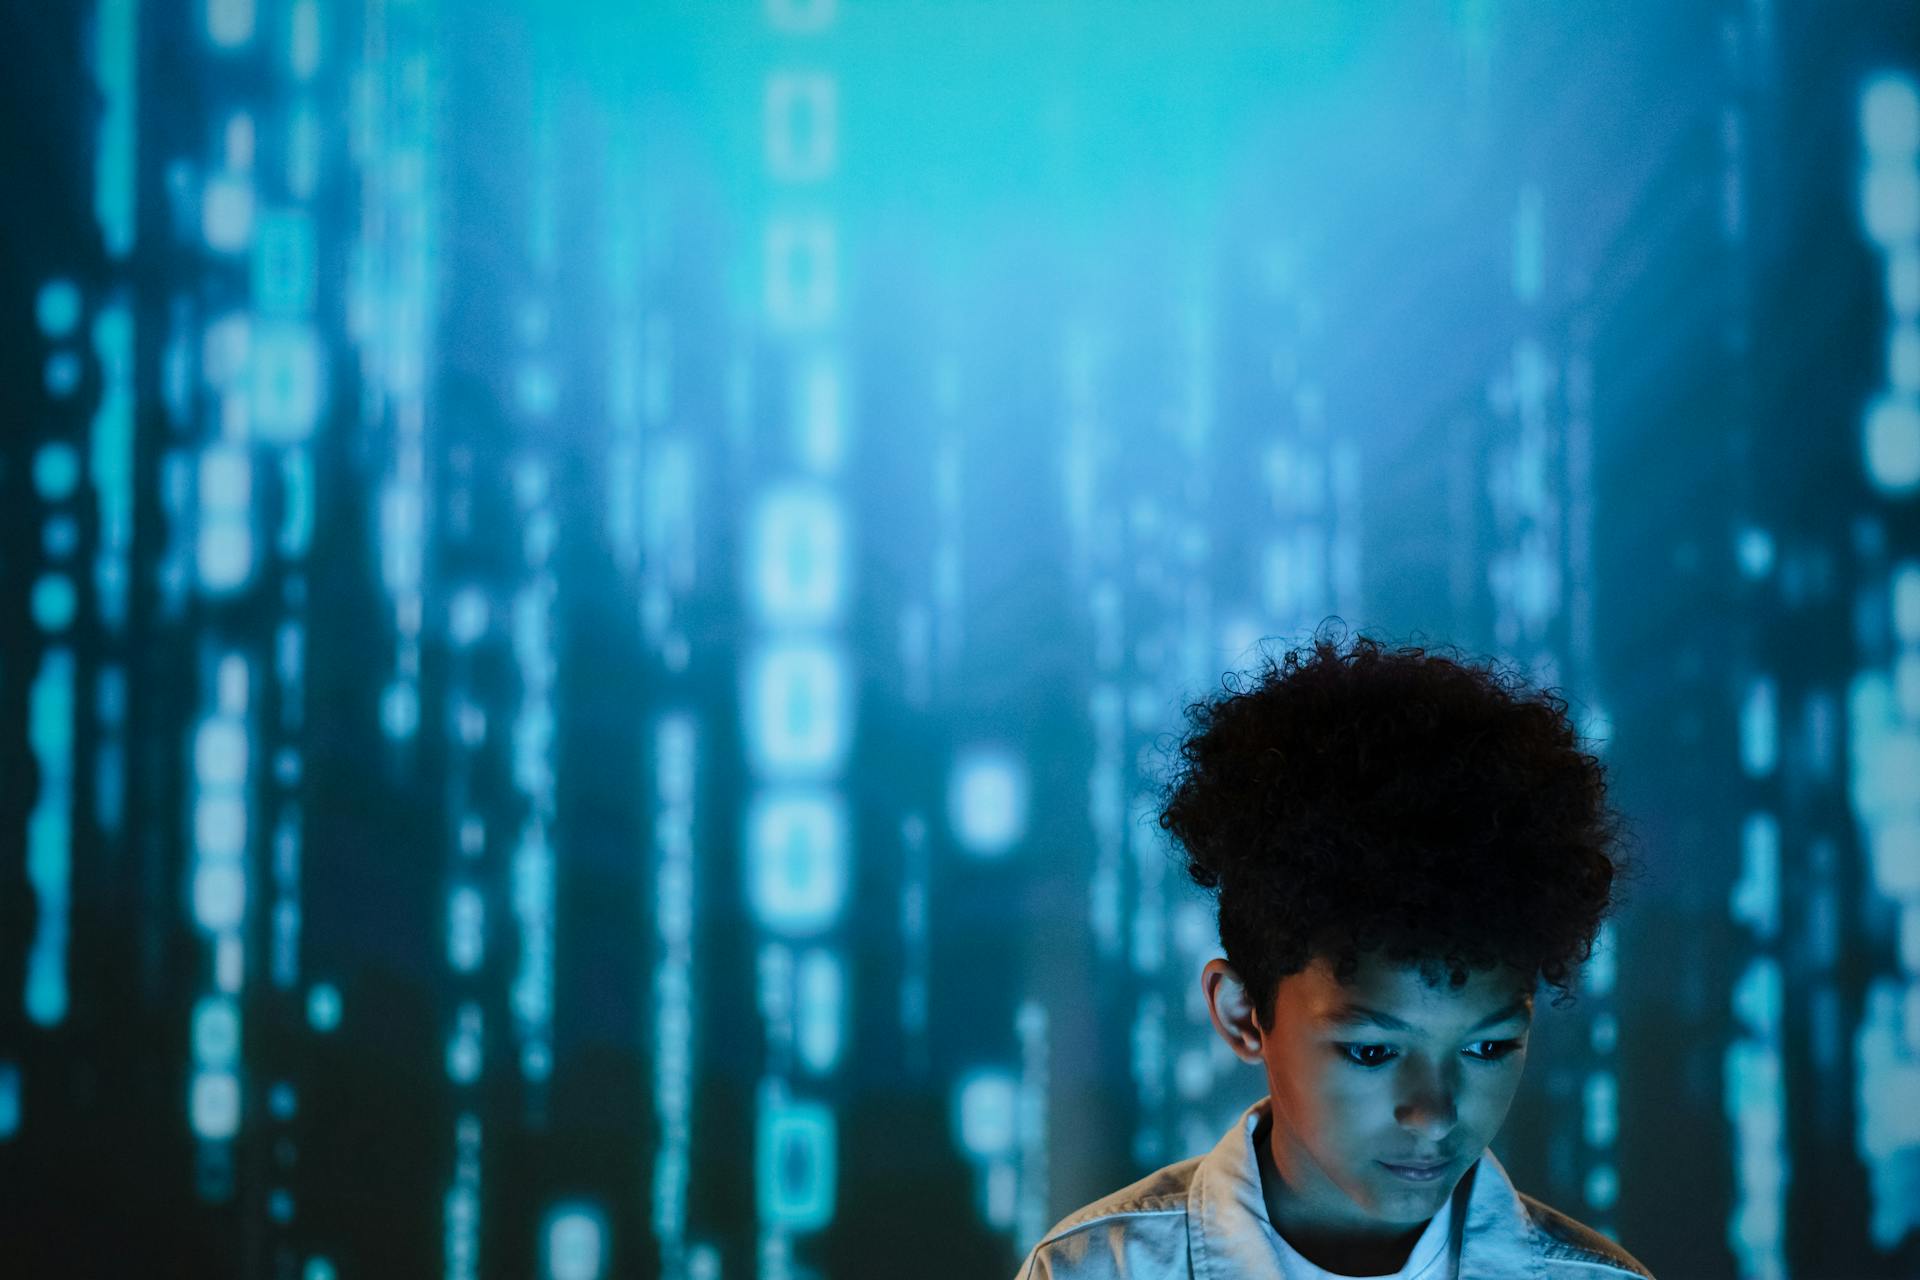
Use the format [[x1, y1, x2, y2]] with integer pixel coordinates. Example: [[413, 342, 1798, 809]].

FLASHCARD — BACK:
[[765, 73, 838, 182], [954, 1070, 1018, 1159], [193, 864, 247, 931], [749, 487, 847, 627], [764, 217, 838, 330], [1857, 981, 1920, 1247], [767, 0, 836, 32], [44, 352, 82, 398], [542, 1203, 608, 1280], [1864, 395, 1920, 493], [206, 0, 256, 48], [1862, 75, 1920, 159], [516, 363, 560, 418], [1735, 526, 1774, 579], [198, 448, 255, 592], [795, 949, 844, 1073], [43, 516, 79, 559], [250, 324, 325, 446], [381, 681, 421, 740], [743, 643, 851, 777], [195, 793, 247, 858], [289, 0, 321, 78], [756, 1089, 836, 1230], [948, 749, 1029, 857], [31, 575, 77, 632], [747, 791, 849, 936], [190, 1070, 241, 1140], [1733, 957, 1783, 1040], [195, 720, 249, 786], [92, 0, 136, 256], [1582, 1071, 1618, 1148], [1894, 562, 1920, 643], [1585, 1164, 1620, 1212], [203, 175, 256, 251], [304, 1260, 336, 1280], [1739, 677, 1777, 778], [288, 106, 321, 200], [1732, 813, 1780, 938], [449, 588, 489, 645], [447, 1003, 483, 1084], [308, 982, 342, 1032], [0, 1062, 19, 1139], [25, 652, 74, 1026], [255, 213, 318, 315], [192, 996, 241, 1069], [1891, 325, 1920, 392], [1892, 247, 1920, 319], [33, 444, 80, 500], [794, 357, 846, 473], [1867, 822, 1920, 898], [449, 887, 485, 972], [36, 280, 81, 337]]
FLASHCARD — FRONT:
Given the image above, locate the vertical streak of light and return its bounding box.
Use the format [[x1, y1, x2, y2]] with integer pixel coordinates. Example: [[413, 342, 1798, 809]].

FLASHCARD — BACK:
[[753, 8, 847, 1274], [24, 651, 76, 1027], [653, 716, 698, 1277], [1850, 70, 1920, 1253], [93, 0, 138, 258]]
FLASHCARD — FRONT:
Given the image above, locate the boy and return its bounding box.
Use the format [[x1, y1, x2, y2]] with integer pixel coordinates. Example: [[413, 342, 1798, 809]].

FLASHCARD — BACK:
[[1019, 637, 1653, 1279]]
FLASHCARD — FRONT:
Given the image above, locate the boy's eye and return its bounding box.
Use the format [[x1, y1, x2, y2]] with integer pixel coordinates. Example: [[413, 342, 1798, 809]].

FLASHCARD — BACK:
[[1465, 1039, 1524, 1062], [1339, 1043, 1396, 1068]]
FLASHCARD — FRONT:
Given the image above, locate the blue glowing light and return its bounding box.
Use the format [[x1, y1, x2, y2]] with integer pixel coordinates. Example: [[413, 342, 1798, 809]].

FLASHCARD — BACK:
[[44, 352, 82, 398], [746, 791, 849, 936], [948, 749, 1030, 858], [251, 323, 324, 443], [756, 1090, 836, 1230], [92, 0, 136, 256], [749, 487, 847, 628], [203, 175, 257, 252], [30, 575, 77, 632], [954, 1070, 1018, 1160], [36, 279, 81, 338], [190, 1070, 241, 1140], [1895, 562, 1920, 643], [1864, 395, 1920, 494], [308, 982, 342, 1032], [542, 1203, 608, 1280], [193, 865, 247, 931], [0, 1062, 19, 1140], [193, 996, 242, 1068], [1862, 75, 1920, 159], [795, 949, 845, 1074], [743, 643, 851, 777], [206, 0, 256, 48], [764, 218, 838, 330], [1739, 677, 1778, 778], [33, 444, 81, 500]]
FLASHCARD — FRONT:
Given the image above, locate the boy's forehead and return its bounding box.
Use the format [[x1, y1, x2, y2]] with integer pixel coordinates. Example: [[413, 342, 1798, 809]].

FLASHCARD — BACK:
[[1280, 952, 1534, 1023]]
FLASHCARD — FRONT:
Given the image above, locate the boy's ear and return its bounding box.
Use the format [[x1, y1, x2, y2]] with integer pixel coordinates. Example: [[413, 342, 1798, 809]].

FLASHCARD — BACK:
[[1202, 958, 1265, 1063]]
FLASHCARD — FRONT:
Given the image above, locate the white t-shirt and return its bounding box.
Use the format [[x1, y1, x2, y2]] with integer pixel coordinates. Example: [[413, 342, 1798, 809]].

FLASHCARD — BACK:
[[1268, 1192, 1457, 1280]]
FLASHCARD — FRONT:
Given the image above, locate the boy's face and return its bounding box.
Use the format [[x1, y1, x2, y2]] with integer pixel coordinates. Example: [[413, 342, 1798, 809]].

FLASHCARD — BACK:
[[1205, 950, 1534, 1231]]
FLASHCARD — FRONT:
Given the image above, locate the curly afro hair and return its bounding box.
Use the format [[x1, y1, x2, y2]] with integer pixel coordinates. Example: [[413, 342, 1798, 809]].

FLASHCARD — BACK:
[[1160, 633, 1622, 1022]]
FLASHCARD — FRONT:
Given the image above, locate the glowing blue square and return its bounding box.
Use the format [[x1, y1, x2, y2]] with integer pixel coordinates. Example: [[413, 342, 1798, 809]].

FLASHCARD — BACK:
[[746, 791, 848, 936], [743, 643, 850, 778], [756, 1092, 836, 1230], [251, 322, 323, 443]]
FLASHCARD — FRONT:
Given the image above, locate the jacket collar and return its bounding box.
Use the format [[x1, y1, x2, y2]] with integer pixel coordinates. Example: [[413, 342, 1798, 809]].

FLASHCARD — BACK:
[[1187, 1097, 1551, 1280]]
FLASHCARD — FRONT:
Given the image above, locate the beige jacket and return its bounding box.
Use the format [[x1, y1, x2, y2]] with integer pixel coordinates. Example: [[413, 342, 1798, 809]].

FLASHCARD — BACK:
[[1017, 1099, 1654, 1279]]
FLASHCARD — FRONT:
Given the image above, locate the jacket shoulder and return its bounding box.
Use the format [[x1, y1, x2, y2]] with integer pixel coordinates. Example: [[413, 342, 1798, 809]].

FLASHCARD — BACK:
[[1518, 1193, 1655, 1278], [1016, 1157, 1199, 1279]]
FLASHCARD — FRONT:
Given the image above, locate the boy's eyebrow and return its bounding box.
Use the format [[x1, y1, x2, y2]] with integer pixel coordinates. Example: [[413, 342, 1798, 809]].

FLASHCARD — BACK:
[[1321, 998, 1534, 1034]]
